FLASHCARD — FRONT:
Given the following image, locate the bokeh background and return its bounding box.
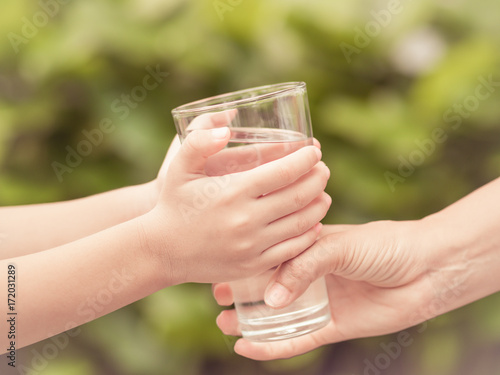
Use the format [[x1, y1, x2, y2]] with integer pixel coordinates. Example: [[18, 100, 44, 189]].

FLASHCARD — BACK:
[[1, 0, 500, 374]]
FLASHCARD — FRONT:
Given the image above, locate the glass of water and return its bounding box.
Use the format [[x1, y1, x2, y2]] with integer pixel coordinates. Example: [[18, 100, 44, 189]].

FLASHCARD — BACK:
[[171, 82, 331, 342]]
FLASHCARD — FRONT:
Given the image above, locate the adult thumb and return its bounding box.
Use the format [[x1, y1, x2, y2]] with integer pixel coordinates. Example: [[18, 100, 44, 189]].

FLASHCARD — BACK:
[[171, 127, 230, 176], [264, 232, 346, 309]]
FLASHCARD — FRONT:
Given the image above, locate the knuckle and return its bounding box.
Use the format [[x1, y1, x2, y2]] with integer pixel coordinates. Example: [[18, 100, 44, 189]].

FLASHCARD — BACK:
[[184, 134, 203, 154], [220, 185, 239, 203], [232, 212, 252, 231], [315, 237, 334, 263], [303, 228, 319, 248], [284, 236, 311, 260], [282, 259, 314, 285], [322, 235, 350, 273], [233, 236, 254, 254], [238, 256, 259, 276], [294, 214, 310, 235], [293, 190, 308, 208], [276, 164, 294, 184]]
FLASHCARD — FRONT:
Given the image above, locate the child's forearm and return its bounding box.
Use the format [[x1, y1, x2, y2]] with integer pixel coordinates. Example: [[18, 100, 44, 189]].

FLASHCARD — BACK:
[[1, 214, 167, 352], [0, 181, 157, 258]]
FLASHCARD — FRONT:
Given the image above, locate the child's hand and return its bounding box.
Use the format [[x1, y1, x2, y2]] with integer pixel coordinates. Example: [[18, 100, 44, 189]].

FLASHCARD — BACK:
[[141, 126, 331, 285], [149, 111, 236, 208]]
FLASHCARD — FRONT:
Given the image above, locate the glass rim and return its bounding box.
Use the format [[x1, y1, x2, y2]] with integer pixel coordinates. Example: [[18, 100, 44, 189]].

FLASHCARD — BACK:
[[171, 81, 306, 117]]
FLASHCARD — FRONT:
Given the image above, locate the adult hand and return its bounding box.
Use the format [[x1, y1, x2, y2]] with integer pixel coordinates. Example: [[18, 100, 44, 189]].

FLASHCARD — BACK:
[[214, 221, 429, 360], [215, 174, 500, 360]]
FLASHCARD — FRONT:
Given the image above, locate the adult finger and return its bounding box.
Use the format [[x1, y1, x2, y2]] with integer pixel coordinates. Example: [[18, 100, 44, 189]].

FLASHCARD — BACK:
[[319, 224, 355, 236], [233, 320, 335, 360], [264, 233, 340, 308], [216, 309, 241, 336], [212, 283, 234, 306]]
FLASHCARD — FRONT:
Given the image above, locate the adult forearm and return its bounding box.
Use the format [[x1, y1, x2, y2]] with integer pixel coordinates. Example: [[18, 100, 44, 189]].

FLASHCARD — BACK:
[[420, 177, 500, 316], [0, 214, 166, 352], [0, 181, 156, 258]]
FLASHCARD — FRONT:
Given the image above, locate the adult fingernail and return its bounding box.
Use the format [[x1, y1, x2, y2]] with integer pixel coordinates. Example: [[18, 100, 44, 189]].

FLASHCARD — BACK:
[[314, 147, 322, 159], [215, 312, 224, 328], [211, 127, 229, 140], [265, 283, 290, 308]]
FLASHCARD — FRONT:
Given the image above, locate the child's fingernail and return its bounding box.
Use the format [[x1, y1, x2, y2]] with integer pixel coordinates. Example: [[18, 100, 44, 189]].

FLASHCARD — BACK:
[[315, 222, 323, 234], [265, 283, 290, 308], [211, 127, 229, 140], [324, 164, 331, 178], [327, 194, 333, 206]]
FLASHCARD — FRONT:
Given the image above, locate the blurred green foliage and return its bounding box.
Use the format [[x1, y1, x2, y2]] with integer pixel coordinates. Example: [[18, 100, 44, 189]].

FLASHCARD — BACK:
[[1, 0, 500, 374]]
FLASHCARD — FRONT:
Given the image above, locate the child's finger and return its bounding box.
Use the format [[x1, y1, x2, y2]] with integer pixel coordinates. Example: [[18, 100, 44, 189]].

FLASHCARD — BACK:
[[170, 128, 230, 177], [204, 141, 304, 176], [258, 223, 322, 271], [257, 162, 330, 223], [243, 146, 322, 198], [262, 193, 331, 255], [313, 138, 321, 149], [186, 109, 238, 131]]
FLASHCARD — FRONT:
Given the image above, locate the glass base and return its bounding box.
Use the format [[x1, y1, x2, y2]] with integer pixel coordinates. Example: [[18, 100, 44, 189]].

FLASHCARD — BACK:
[[239, 302, 330, 342]]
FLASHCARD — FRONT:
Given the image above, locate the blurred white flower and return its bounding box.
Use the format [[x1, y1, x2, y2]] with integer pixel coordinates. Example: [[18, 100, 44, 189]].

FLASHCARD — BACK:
[[390, 27, 447, 75]]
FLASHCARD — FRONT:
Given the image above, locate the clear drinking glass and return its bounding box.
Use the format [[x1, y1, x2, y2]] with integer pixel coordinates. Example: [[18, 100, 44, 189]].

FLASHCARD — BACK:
[[171, 82, 331, 342]]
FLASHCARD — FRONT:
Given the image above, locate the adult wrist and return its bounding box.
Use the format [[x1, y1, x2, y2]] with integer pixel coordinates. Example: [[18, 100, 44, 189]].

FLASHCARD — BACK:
[[417, 209, 500, 319]]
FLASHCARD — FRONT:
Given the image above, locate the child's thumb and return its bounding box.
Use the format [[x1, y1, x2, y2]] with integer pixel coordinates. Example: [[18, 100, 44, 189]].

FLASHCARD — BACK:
[[172, 127, 230, 176]]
